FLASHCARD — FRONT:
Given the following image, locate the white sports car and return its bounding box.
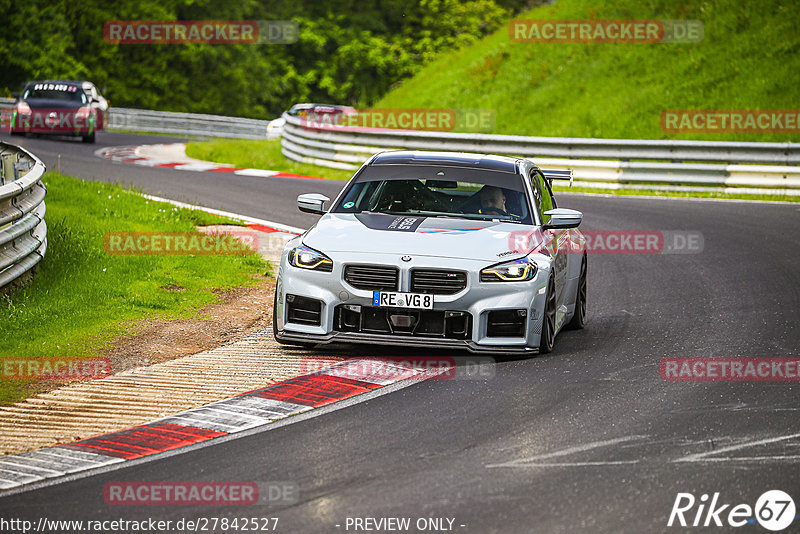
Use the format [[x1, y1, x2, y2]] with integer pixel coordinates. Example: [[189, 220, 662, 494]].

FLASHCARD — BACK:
[[274, 151, 586, 354]]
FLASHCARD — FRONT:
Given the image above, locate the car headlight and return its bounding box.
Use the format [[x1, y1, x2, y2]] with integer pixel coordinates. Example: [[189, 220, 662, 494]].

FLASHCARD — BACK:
[[480, 257, 536, 282], [288, 245, 333, 272]]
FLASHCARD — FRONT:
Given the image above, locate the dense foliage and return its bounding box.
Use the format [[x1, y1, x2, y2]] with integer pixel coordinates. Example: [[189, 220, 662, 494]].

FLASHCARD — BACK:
[[0, 0, 533, 117], [377, 0, 800, 141]]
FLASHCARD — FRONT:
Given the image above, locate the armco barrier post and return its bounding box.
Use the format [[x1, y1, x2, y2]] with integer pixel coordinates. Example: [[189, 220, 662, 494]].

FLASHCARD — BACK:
[[1, 152, 19, 185]]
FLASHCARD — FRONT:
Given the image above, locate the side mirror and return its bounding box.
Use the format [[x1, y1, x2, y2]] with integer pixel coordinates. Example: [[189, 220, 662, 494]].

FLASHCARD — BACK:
[[297, 193, 330, 215], [543, 208, 582, 229], [11, 91, 19, 99]]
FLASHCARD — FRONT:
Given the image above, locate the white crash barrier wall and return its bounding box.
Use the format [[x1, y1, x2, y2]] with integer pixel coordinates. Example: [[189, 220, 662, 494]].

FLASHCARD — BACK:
[[0, 142, 47, 289], [280, 112, 800, 195]]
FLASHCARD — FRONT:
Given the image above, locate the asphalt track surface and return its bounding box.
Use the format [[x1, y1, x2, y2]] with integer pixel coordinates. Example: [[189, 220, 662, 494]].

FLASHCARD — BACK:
[[1, 131, 339, 229], [1, 131, 799, 533]]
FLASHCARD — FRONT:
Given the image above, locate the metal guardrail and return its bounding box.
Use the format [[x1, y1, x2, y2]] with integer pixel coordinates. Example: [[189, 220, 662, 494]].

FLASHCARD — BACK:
[[106, 107, 272, 139], [1, 98, 271, 139], [5, 94, 799, 193], [280, 113, 800, 194], [0, 142, 47, 289]]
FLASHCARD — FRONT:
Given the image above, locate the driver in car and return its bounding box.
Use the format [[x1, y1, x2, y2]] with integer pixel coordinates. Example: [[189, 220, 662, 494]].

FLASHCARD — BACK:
[[478, 186, 507, 216]]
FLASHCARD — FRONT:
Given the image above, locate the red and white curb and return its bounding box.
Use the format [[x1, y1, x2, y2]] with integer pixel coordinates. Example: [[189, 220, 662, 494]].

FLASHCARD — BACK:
[[138, 193, 304, 263], [96, 144, 322, 180], [138, 193, 305, 236], [0, 359, 429, 492]]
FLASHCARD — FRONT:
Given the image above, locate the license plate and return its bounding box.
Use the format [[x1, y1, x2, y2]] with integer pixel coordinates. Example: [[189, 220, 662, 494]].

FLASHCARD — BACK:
[[373, 291, 434, 309]]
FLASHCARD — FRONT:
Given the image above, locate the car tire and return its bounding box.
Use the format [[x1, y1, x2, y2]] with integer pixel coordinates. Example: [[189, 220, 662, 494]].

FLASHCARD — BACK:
[[539, 274, 557, 354], [565, 253, 587, 330], [82, 132, 95, 143], [272, 291, 316, 349]]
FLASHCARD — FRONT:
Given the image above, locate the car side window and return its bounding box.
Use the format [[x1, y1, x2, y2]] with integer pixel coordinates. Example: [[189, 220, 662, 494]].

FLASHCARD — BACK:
[[528, 170, 554, 224], [528, 170, 542, 216], [537, 171, 555, 223]]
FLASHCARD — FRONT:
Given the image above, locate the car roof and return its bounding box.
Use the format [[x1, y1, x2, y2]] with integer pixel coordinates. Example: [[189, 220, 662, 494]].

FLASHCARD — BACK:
[[368, 151, 521, 173], [289, 103, 358, 115], [25, 80, 86, 89], [290, 103, 348, 110]]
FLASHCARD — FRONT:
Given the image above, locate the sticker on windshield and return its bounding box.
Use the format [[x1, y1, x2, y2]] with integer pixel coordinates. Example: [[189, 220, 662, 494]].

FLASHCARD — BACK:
[[32, 83, 77, 92], [343, 201, 355, 209]]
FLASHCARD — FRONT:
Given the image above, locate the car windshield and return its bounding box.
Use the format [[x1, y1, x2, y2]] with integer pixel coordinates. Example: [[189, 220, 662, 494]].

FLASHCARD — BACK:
[[23, 83, 86, 103], [334, 177, 532, 224]]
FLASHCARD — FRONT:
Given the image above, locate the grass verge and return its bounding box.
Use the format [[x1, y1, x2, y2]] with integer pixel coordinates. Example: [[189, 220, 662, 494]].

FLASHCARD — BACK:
[[553, 185, 799, 203], [185, 138, 355, 181], [0, 173, 270, 405]]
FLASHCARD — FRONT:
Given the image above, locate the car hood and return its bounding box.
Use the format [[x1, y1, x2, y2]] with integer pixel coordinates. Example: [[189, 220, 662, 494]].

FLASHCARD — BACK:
[[302, 213, 533, 262], [23, 98, 83, 110]]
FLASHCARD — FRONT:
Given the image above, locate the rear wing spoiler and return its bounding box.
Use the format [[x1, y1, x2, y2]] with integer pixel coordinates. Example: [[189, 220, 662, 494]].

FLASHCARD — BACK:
[[541, 169, 574, 187]]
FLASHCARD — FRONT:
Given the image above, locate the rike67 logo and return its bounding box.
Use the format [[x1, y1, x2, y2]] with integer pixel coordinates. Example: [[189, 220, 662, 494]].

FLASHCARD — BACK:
[[668, 490, 796, 531]]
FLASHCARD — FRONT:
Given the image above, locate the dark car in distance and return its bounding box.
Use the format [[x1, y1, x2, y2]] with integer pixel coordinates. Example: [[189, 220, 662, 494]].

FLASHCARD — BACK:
[[9, 80, 105, 143]]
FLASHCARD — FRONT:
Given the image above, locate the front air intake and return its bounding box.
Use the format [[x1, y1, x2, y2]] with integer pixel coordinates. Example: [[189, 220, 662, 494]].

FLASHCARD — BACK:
[[286, 295, 322, 326], [343, 264, 399, 291], [411, 269, 467, 295], [486, 309, 527, 337]]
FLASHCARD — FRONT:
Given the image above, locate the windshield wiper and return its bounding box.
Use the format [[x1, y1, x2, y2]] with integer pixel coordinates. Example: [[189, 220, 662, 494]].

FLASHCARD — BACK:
[[364, 210, 523, 224], [421, 211, 523, 223], [386, 210, 474, 219]]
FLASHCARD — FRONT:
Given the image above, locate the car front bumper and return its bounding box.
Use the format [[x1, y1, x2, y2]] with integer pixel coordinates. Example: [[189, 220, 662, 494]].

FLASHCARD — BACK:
[[275, 247, 552, 353], [11, 111, 96, 135]]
